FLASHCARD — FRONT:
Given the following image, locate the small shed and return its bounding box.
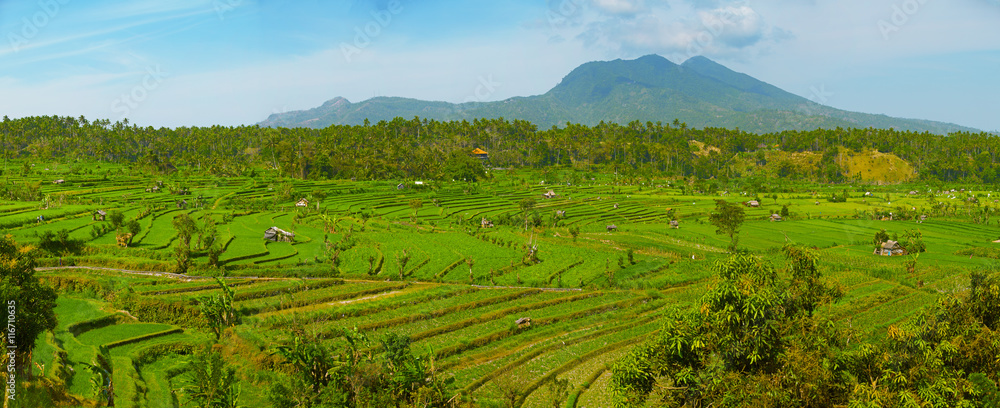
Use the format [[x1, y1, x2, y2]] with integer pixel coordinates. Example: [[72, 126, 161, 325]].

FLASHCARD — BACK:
[[481, 217, 494, 228], [515, 317, 531, 328], [669, 220, 680, 229], [918, 215, 927, 223], [770, 214, 782, 222], [471, 148, 489, 161], [264, 226, 295, 242], [556, 210, 566, 218], [93, 210, 107, 221], [613, 203, 619, 209], [606, 224, 618, 232], [52, 179, 64, 184], [396, 183, 405, 190], [746, 200, 760, 208], [874, 240, 906, 256], [295, 198, 309, 207], [543, 190, 557, 199]]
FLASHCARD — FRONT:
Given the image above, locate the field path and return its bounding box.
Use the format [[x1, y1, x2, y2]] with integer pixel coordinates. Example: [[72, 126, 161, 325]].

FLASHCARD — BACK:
[[36, 265, 582, 290]]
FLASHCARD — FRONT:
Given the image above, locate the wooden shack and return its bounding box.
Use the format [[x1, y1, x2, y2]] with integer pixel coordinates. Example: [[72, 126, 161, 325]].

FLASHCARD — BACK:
[[264, 226, 295, 242]]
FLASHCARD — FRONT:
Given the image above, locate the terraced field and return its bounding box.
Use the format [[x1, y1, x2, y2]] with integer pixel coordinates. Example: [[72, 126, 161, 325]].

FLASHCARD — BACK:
[[12, 166, 1000, 406]]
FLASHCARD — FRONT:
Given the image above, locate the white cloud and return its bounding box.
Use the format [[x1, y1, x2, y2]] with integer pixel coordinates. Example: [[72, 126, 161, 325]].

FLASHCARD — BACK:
[[569, 1, 781, 61]]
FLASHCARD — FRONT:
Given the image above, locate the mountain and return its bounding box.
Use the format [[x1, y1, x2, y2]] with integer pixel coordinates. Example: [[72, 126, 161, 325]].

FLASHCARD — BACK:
[[259, 55, 979, 134]]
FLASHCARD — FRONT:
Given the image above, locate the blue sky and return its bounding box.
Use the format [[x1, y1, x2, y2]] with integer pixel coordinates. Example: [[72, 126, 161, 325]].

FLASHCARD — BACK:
[[1, 0, 998, 131]]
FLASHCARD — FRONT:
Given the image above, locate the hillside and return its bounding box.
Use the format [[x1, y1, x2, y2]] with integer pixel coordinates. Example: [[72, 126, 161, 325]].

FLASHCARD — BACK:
[[259, 55, 979, 135]]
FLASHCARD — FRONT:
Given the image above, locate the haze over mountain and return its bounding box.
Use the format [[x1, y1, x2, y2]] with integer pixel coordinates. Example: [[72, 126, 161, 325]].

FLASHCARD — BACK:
[[259, 55, 979, 135]]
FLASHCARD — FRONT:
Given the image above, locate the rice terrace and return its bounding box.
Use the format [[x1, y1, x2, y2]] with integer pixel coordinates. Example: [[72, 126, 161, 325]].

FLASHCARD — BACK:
[[0, 114, 997, 408]]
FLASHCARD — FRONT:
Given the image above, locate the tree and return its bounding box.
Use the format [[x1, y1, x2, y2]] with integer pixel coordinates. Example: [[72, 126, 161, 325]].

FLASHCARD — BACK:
[[519, 198, 536, 230], [199, 278, 241, 340], [0, 235, 58, 378], [396, 250, 410, 280], [611, 253, 852, 407], [709, 200, 745, 251], [173, 213, 198, 274], [181, 344, 242, 408], [873, 228, 890, 245], [783, 245, 843, 317], [408, 198, 423, 222], [569, 226, 580, 242], [108, 210, 125, 230], [125, 219, 141, 246], [442, 150, 486, 182]]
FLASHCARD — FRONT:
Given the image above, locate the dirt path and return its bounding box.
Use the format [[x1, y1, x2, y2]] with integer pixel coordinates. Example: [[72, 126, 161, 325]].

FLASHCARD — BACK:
[[36, 266, 582, 291]]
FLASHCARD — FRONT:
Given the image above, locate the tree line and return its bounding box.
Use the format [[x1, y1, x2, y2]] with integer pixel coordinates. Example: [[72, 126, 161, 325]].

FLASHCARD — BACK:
[[3, 115, 1000, 183]]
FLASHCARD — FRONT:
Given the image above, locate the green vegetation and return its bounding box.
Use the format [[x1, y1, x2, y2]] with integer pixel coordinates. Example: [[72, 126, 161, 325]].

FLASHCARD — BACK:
[[5, 113, 1000, 407], [259, 55, 977, 135]]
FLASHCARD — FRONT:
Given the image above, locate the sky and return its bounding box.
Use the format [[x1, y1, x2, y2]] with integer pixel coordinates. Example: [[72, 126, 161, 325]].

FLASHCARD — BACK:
[[0, 0, 998, 131]]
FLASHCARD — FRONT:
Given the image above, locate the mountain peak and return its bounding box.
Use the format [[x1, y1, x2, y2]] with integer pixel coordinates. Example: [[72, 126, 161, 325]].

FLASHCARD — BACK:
[[681, 55, 720, 67], [259, 56, 979, 135], [321, 97, 351, 108]]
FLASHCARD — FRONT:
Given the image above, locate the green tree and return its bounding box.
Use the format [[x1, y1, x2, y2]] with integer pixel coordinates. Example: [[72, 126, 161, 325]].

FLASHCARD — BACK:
[[709, 199, 745, 251], [173, 213, 198, 274], [408, 198, 423, 222], [0, 235, 58, 378], [783, 245, 843, 317], [199, 278, 241, 340], [442, 150, 486, 182], [873, 228, 890, 245], [125, 219, 141, 246], [519, 198, 536, 230], [108, 210, 125, 230], [610, 253, 850, 407], [181, 344, 242, 408]]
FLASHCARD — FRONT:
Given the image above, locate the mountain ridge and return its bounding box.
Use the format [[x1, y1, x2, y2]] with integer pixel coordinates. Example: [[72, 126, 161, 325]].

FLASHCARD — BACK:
[[259, 55, 980, 135]]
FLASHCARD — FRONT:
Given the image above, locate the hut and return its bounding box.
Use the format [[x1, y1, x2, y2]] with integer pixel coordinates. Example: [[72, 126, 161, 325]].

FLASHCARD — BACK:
[[481, 217, 494, 228], [515, 317, 531, 328], [874, 240, 906, 256], [770, 214, 783, 222], [543, 190, 558, 199], [52, 179, 64, 184], [93, 210, 107, 221], [295, 198, 309, 207], [918, 215, 927, 223], [556, 210, 566, 218], [606, 224, 618, 232], [471, 148, 489, 161], [264, 226, 295, 242], [613, 203, 619, 209], [669, 220, 680, 229], [746, 200, 760, 207], [396, 183, 405, 190]]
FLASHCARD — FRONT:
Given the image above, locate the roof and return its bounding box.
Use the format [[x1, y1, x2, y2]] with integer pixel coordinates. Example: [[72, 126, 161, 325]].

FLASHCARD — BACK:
[[471, 148, 488, 155], [96, 210, 107, 215], [265, 226, 295, 237], [881, 240, 899, 249]]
